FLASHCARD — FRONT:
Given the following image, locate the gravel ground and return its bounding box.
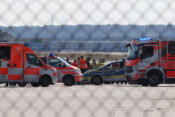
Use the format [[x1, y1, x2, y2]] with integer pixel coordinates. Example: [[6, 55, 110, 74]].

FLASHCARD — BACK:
[[0, 83, 175, 117]]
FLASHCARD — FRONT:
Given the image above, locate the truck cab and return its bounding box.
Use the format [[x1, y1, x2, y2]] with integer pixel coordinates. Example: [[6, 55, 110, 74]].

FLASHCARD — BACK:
[[40, 56, 82, 86], [125, 38, 161, 86], [0, 43, 58, 87], [125, 38, 175, 86]]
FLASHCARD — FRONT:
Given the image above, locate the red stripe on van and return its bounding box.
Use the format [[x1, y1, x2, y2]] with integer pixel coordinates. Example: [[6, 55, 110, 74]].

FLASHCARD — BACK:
[[0, 68, 8, 75]]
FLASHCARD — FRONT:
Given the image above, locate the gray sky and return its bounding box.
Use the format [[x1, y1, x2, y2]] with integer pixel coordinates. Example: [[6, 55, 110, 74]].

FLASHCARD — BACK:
[[0, 0, 175, 26]]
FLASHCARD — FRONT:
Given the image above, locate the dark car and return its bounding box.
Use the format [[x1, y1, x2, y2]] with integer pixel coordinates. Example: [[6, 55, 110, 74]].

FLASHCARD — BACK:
[[82, 60, 127, 85]]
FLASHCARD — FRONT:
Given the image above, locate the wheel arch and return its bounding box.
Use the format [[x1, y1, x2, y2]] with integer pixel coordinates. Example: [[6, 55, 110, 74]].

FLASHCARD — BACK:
[[90, 74, 103, 83], [40, 74, 52, 84], [62, 74, 75, 82], [146, 69, 164, 83]]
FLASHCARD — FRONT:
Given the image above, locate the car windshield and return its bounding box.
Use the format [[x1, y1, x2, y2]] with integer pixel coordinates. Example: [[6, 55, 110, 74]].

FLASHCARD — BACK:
[[56, 57, 70, 66], [49, 57, 70, 67], [127, 44, 139, 60]]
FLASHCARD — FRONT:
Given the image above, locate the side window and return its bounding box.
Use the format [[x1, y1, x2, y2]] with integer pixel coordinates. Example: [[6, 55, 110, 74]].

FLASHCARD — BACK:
[[112, 63, 120, 69], [168, 43, 175, 56], [27, 54, 43, 66], [0, 46, 10, 60], [141, 46, 154, 59], [161, 46, 167, 57], [120, 62, 124, 69], [99, 64, 112, 70], [49, 58, 65, 67]]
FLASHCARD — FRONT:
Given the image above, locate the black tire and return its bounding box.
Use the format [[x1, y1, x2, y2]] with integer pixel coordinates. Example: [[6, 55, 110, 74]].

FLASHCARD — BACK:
[[9, 83, 17, 86], [63, 76, 74, 86], [141, 80, 148, 86], [91, 76, 103, 85], [39, 76, 51, 87], [18, 82, 27, 87], [148, 73, 160, 86], [31, 83, 40, 87], [104, 81, 111, 84]]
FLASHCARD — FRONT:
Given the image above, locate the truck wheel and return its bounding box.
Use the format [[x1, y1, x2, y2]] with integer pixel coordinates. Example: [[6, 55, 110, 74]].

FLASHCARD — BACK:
[[148, 73, 160, 86], [18, 82, 27, 87], [9, 83, 17, 86], [39, 76, 51, 87], [141, 80, 148, 86], [92, 76, 103, 85], [31, 83, 40, 87], [63, 76, 74, 86]]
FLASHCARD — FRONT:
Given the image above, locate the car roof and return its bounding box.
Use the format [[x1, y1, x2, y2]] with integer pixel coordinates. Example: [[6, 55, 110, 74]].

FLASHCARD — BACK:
[[106, 60, 123, 64]]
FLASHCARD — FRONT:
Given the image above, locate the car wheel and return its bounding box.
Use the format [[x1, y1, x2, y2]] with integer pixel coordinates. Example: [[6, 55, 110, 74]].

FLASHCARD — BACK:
[[92, 76, 103, 85], [39, 76, 51, 87], [31, 83, 40, 87], [148, 73, 160, 86], [63, 76, 74, 86], [18, 82, 27, 87]]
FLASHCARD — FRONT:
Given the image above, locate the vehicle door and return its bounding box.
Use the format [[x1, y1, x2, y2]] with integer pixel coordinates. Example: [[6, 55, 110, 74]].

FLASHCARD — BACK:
[[24, 53, 43, 82], [137, 44, 158, 75], [107, 62, 125, 81], [98, 63, 115, 81], [48, 58, 66, 81], [8, 44, 24, 82], [0, 45, 11, 82]]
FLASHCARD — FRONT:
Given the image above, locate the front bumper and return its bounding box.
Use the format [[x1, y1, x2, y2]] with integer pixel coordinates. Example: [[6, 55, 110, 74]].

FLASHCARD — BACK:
[[75, 75, 83, 82]]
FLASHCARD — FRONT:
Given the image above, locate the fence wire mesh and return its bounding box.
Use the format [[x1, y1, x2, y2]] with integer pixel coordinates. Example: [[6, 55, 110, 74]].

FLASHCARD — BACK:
[[0, 0, 175, 117]]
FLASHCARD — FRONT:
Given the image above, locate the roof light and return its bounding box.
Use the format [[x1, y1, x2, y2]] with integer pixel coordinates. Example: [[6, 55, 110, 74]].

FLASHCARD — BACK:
[[49, 53, 54, 57], [138, 37, 152, 41]]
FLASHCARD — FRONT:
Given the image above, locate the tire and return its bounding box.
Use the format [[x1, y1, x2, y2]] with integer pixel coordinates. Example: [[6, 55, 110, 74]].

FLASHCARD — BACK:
[[9, 83, 17, 86], [141, 80, 148, 86], [63, 76, 74, 86], [31, 83, 40, 87], [104, 81, 111, 84], [39, 76, 51, 87], [18, 82, 27, 87], [148, 73, 160, 86], [91, 76, 103, 85]]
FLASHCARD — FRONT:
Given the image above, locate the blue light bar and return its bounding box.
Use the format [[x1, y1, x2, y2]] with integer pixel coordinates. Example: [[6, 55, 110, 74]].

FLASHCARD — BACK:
[[138, 37, 152, 41]]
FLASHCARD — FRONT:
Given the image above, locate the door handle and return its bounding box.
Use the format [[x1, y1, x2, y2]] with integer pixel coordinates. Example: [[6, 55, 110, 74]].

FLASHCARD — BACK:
[[14, 64, 16, 67], [7, 64, 10, 67]]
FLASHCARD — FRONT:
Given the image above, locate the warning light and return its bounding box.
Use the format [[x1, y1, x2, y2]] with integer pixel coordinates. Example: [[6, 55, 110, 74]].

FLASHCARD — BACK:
[[138, 37, 152, 41]]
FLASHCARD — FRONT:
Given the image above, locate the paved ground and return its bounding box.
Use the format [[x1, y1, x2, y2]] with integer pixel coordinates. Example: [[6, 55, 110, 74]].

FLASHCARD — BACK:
[[0, 83, 175, 117]]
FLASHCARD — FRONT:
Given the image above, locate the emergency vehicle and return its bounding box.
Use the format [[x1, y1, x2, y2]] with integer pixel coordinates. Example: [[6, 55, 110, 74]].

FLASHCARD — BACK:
[[40, 55, 82, 86], [0, 43, 58, 87], [83, 60, 126, 85], [125, 38, 175, 86]]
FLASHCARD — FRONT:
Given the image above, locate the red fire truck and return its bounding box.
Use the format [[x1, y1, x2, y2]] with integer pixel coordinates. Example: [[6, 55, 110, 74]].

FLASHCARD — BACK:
[[40, 55, 82, 86], [125, 38, 175, 86], [0, 43, 58, 87]]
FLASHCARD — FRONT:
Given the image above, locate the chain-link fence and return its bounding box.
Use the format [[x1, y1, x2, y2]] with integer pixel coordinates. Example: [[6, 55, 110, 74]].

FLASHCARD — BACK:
[[0, 0, 175, 117]]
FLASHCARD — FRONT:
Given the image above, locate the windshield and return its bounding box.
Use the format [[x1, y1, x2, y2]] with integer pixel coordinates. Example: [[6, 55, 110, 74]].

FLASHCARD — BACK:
[[49, 57, 70, 67], [127, 44, 139, 59]]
